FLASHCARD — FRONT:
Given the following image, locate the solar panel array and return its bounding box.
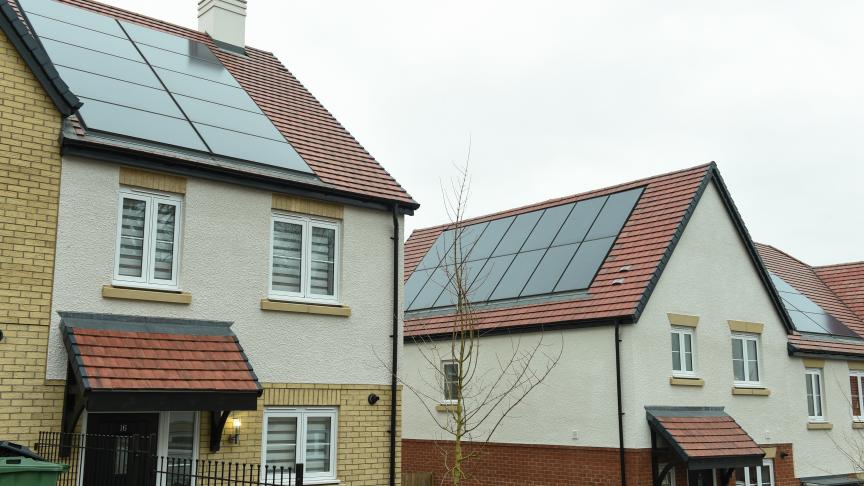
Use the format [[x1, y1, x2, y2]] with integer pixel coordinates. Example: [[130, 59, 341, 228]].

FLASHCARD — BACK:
[[19, 0, 313, 174], [769, 273, 857, 337], [405, 188, 643, 312]]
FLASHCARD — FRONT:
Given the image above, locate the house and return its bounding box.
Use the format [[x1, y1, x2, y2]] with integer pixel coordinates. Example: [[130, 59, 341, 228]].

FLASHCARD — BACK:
[[0, 0, 417, 484], [401, 163, 864, 486]]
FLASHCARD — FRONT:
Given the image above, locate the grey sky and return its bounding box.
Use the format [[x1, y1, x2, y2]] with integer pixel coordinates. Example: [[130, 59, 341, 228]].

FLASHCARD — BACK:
[[107, 0, 862, 265]]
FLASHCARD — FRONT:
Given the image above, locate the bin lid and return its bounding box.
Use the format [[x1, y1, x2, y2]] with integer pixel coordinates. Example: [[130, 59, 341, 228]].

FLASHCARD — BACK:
[[0, 441, 45, 460], [0, 457, 68, 473]]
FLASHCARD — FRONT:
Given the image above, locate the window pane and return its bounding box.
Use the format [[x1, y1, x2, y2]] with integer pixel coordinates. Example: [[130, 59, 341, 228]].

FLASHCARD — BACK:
[[813, 374, 822, 416], [852, 376, 862, 417], [443, 362, 459, 401], [760, 463, 772, 486], [806, 375, 815, 416], [119, 198, 146, 277], [153, 203, 176, 280], [734, 467, 745, 486], [166, 412, 195, 486], [747, 339, 759, 381], [309, 226, 336, 296], [265, 416, 297, 469], [684, 334, 693, 372], [272, 221, 303, 293], [671, 333, 681, 371], [305, 417, 332, 474], [732, 339, 745, 381]]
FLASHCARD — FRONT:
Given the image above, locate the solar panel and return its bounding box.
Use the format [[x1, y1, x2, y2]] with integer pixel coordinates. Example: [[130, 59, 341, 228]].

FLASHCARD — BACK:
[[21, 0, 314, 175], [27, 14, 140, 60], [120, 21, 220, 63], [40, 39, 159, 87], [194, 124, 310, 172], [153, 68, 262, 112], [19, 0, 125, 36], [77, 99, 208, 151], [770, 273, 857, 337], [175, 95, 284, 141], [406, 188, 643, 312], [56, 67, 182, 118]]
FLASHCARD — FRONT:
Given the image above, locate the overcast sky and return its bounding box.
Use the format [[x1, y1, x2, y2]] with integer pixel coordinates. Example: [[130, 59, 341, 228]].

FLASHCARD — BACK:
[[108, 0, 863, 265]]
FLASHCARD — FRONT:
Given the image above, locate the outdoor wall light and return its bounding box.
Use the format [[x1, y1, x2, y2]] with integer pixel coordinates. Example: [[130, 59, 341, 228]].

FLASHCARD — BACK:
[[367, 393, 380, 405], [229, 417, 241, 444]]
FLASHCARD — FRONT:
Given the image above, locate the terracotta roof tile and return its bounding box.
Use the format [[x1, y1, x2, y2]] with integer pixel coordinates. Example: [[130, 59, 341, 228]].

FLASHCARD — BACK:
[[756, 243, 864, 338], [815, 262, 864, 322], [63, 325, 259, 392], [405, 164, 713, 336], [23, 0, 416, 206], [647, 408, 763, 466]]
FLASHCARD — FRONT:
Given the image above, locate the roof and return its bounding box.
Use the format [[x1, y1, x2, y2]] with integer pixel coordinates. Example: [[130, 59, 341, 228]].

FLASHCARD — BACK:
[[404, 163, 778, 337], [5, 0, 416, 208], [645, 406, 764, 470], [0, 1, 80, 114], [60, 312, 261, 411], [756, 243, 864, 358], [815, 261, 864, 322]]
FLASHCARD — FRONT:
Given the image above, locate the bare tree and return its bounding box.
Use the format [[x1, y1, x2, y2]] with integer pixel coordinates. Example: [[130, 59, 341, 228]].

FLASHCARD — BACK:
[[402, 163, 563, 486]]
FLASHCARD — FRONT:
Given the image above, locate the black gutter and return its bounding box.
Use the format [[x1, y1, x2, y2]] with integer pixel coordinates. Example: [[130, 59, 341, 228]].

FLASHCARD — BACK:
[[615, 319, 626, 486], [62, 139, 418, 215], [0, 2, 80, 116], [390, 204, 400, 486]]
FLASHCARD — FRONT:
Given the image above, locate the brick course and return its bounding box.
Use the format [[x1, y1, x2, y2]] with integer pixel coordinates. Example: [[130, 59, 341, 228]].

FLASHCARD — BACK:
[[403, 439, 796, 486], [0, 27, 66, 445]]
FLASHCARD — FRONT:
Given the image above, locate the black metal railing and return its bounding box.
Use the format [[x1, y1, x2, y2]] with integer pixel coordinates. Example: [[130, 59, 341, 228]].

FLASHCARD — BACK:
[[35, 432, 301, 486]]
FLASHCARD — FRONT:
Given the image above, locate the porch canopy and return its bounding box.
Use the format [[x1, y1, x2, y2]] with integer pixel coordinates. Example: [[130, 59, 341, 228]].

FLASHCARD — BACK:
[[646, 406, 764, 474], [59, 312, 262, 445]]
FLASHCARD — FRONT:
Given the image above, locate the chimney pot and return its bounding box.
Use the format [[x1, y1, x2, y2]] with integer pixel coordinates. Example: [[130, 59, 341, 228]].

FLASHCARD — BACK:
[[198, 0, 247, 49]]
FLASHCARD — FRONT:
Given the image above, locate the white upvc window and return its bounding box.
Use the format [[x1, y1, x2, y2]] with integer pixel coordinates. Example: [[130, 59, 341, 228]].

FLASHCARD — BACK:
[[262, 408, 337, 484], [269, 213, 340, 304], [671, 327, 695, 376], [442, 360, 459, 403], [731, 333, 761, 386], [113, 189, 182, 289], [735, 458, 775, 486], [805, 368, 825, 422], [851, 373, 864, 421]]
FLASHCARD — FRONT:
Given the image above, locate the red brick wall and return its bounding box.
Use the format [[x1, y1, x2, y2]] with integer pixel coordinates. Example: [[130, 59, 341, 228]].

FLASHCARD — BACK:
[[403, 440, 797, 486]]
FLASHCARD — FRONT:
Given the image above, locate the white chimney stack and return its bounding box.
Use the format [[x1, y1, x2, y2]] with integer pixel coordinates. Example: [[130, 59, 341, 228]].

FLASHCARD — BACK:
[[197, 0, 247, 49]]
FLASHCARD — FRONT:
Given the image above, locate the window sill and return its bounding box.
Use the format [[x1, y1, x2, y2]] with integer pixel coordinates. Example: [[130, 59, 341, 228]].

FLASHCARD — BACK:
[[670, 377, 704, 387], [260, 299, 351, 317], [436, 404, 459, 413], [852, 422, 864, 429], [807, 422, 833, 430], [731, 386, 771, 396], [102, 285, 191, 304], [300, 479, 339, 486]]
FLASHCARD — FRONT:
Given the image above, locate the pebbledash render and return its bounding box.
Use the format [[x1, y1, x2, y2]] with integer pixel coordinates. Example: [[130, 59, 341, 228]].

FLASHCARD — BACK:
[[401, 164, 864, 486], [0, 0, 417, 485]]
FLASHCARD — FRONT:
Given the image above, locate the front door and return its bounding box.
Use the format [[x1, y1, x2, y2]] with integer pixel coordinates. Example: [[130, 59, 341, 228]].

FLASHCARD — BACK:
[[83, 413, 159, 486], [688, 469, 717, 486]]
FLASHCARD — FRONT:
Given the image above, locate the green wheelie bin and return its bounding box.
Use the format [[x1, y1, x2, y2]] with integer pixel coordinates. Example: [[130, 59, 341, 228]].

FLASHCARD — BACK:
[[0, 457, 67, 486]]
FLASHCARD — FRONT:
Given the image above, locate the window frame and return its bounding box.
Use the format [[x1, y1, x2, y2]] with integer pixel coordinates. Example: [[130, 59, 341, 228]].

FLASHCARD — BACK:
[[261, 407, 338, 484], [805, 368, 825, 422], [442, 360, 460, 404], [735, 458, 775, 486], [269, 213, 341, 305], [671, 326, 696, 377], [658, 463, 675, 486], [113, 188, 183, 290], [731, 333, 762, 387], [851, 372, 864, 421]]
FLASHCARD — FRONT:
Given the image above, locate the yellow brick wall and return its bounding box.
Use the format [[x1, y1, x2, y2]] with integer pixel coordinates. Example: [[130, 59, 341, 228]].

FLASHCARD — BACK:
[[202, 383, 402, 486], [0, 29, 66, 445]]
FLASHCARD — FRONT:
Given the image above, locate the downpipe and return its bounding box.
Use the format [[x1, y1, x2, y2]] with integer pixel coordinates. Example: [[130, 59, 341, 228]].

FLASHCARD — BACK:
[[390, 204, 399, 486], [615, 320, 626, 486]]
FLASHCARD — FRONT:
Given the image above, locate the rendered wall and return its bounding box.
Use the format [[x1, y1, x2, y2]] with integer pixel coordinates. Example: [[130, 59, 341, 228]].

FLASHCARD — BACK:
[[623, 181, 860, 479], [48, 156, 402, 386], [0, 29, 65, 445]]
